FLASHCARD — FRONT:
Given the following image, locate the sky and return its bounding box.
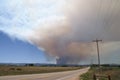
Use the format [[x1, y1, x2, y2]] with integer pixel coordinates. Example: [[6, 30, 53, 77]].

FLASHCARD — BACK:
[[0, 0, 64, 64], [0, 32, 49, 63], [0, 0, 120, 64]]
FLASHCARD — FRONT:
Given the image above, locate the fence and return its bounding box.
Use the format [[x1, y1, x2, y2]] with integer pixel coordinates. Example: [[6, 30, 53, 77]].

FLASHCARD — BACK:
[[93, 74, 111, 80]]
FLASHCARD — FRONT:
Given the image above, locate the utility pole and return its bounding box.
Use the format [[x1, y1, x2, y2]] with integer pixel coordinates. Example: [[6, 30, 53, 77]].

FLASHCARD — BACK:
[[93, 39, 102, 68]]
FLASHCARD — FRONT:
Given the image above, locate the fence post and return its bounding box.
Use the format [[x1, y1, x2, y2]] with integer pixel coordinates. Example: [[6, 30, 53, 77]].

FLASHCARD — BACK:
[[108, 75, 111, 80], [93, 74, 96, 80]]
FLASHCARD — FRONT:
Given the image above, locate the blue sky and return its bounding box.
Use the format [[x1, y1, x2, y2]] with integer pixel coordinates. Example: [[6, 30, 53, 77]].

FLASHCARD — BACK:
[[0, 32, 48, 63]]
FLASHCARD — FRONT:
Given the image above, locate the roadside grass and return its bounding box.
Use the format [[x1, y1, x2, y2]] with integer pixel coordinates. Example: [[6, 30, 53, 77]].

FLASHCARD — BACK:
[[80, 67, 120, 80], [80, 67, 95, 80], [0, 66, 81, 76]]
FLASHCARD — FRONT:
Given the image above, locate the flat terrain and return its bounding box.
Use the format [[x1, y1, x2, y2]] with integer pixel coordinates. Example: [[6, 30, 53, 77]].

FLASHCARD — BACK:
[[80, 67, 120, 80], [0, 67, 89, 80], [0, 66, 81, 76]]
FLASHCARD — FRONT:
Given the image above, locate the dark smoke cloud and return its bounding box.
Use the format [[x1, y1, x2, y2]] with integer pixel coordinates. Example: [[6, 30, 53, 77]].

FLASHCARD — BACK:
[[27, 0, 120, 64]]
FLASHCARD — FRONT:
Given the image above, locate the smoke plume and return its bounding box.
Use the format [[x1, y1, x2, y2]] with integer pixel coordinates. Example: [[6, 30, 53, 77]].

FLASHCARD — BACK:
[[0, 0, 120, 64]]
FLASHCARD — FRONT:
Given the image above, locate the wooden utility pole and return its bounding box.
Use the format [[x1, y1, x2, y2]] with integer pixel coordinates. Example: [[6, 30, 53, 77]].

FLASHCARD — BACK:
[[93, 39, 112, 80], [93, 39, 102, 68]]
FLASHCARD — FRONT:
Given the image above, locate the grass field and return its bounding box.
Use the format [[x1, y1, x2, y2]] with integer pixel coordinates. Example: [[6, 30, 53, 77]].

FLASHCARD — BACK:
[[80, 67, 120, 80], [0, 66, 81, 76]]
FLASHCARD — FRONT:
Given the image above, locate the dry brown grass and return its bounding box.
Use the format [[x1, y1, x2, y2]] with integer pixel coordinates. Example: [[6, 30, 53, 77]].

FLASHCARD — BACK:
[[0, 66, 81, 76]]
